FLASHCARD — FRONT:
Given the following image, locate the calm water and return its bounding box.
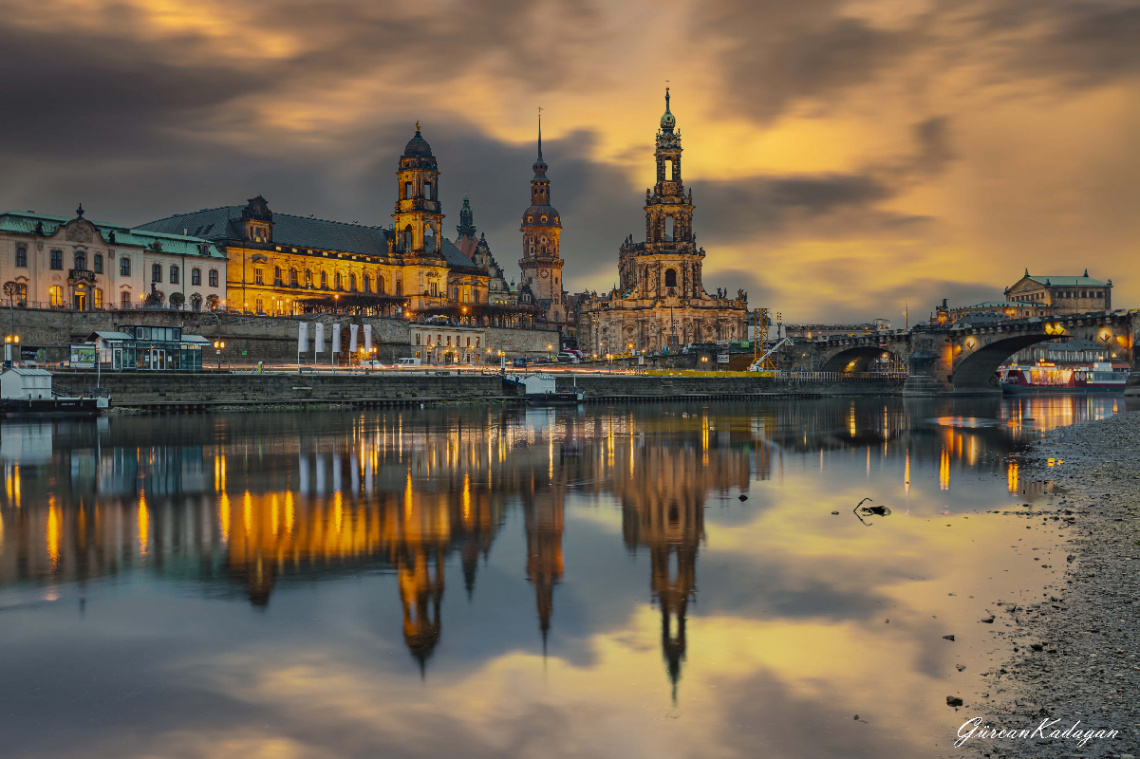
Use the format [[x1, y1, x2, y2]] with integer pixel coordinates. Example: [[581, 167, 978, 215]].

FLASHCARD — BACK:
[[0, 395, 1125, 758]]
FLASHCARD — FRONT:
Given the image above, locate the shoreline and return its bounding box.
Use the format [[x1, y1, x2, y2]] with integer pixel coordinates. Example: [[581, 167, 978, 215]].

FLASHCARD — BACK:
[[970, 411, 1140, 758]]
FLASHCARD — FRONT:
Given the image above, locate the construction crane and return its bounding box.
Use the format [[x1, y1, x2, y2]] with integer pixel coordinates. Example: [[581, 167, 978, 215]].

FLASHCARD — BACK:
[[750, 308, 785, 371]]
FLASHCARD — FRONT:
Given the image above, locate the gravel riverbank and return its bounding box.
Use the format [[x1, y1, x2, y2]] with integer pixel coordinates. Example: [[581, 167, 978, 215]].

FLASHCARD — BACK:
[[968, 411, 1140, 758]]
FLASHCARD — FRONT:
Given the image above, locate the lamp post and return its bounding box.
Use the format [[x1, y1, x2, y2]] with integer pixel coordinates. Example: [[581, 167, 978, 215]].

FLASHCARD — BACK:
[[4, 334, 19, 368], [205, 309, 223, 370]]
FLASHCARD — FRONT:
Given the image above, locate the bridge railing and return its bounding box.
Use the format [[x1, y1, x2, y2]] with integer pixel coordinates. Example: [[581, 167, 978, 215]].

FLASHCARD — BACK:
[[774, 371, 909, 383]]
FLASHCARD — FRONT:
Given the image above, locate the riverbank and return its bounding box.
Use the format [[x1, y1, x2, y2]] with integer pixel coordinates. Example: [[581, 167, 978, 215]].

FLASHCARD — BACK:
[[971, 412, 1140, 758]]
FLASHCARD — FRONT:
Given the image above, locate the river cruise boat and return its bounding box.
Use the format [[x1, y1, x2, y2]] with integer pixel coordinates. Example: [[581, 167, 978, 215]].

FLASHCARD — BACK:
[[999, 361, 1127, 393]]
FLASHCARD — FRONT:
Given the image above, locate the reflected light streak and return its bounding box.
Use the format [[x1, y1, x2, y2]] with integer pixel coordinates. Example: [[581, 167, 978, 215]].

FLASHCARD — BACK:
[[47, 499, 60, 570], [138, 494, 150, 557]]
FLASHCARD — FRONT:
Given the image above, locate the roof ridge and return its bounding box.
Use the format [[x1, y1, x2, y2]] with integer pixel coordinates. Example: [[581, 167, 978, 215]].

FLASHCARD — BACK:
[[273, 210, 385, 229], [139, 205, 242, 226]]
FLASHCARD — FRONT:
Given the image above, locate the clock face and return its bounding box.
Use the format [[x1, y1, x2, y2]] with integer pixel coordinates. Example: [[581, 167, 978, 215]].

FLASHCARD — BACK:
[[540, 270, 550, 278]]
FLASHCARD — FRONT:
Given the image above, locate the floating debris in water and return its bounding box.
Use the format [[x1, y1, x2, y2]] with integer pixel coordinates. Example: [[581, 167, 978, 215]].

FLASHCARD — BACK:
[[854, 498, 892, 526]]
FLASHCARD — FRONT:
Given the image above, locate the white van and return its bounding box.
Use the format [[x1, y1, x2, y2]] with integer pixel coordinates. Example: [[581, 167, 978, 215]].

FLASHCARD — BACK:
[[396, 357, 422, 367]]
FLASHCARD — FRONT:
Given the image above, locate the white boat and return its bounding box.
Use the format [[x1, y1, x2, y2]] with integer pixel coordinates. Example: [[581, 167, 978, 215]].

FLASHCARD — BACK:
[[0, 368, 109, 417]]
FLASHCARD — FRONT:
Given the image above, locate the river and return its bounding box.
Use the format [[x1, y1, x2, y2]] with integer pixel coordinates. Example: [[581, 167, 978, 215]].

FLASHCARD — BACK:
[[0, 395, 1125, 758]]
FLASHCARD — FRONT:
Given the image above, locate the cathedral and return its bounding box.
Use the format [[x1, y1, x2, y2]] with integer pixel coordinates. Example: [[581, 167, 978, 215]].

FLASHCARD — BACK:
[[576, 91, 748, 356]]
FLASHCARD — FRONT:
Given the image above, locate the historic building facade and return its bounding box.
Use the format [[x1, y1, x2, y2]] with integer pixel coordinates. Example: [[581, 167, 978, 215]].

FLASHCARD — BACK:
[[0, 206, 226, 313], [1004, 270, 1111, 315], [577, 91, 748, 356], [140, 126, 501, 318], [519, 117, 567, 324]]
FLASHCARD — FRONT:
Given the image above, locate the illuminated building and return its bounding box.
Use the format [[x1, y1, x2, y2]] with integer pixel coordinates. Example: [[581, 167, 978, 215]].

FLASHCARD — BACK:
[[518, 115, 567, 325], [138, 126, 512, 319], [0, 206, 225, 313], [1004, 269, 1112, 315], [577, 90, 748, 355]]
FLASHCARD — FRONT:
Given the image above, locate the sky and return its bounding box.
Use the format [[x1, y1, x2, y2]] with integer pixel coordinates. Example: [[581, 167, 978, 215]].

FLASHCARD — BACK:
[[1, 0, 1138, 323]]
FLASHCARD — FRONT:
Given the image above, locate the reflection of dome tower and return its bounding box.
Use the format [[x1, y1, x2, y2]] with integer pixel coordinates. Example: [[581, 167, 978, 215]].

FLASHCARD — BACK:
[[397, 545, 445, 673], [392, 123, 445, 261], [524, 496, 564, 650]]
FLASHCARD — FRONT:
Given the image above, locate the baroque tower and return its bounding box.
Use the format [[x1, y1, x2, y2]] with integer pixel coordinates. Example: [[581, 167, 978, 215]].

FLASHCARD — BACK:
[[392, 123, 445, 262], [519, 114, 566, 324]]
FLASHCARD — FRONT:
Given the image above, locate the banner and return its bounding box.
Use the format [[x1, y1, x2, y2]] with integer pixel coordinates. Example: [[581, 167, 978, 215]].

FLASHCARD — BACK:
[[363, 324, 372, 353], [314, 323, 325, 353], [332, 323, 342, 354], [298, 322, 309, 353], [349, 324, 359, 353]]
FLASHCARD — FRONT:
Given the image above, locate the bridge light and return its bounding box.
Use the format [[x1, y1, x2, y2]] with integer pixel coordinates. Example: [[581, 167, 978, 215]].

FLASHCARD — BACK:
[[965, 337, 976, 349]]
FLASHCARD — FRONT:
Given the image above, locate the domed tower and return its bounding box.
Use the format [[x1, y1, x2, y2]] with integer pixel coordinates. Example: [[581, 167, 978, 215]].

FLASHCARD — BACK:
[[392, 123, 445, 261], [519, 114, 566, 323]]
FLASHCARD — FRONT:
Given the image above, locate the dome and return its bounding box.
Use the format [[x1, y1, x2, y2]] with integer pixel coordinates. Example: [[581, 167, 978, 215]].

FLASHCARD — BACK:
[[403, 124, 434, 158], [521, 204, 562, 229]]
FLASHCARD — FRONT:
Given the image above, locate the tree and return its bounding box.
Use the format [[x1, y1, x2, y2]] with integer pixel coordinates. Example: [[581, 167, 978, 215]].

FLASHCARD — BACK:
[[169, 292, 185, 310]]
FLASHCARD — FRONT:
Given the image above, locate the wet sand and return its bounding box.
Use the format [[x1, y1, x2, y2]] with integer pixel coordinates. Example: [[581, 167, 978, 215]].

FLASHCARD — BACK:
[[969, 412, 1140, 758]]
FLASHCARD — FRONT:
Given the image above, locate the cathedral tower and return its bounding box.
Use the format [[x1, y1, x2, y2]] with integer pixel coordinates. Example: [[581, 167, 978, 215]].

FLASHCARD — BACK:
[[519, 114, 566, 324], [392, 123, 445, 262]]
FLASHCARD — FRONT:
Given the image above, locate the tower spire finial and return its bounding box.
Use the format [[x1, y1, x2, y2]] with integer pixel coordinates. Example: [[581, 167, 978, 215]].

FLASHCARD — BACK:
[[665, 86, 671, 113], [537, 106, 544, 161], [415, 120, 420, 133]]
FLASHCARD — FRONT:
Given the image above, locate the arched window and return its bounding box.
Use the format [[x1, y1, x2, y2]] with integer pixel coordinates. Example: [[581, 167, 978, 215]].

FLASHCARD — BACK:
[[362, 275, 371, 293], [305, 269, 312, 287], [274, 266, 282, 285], [321, 271, 328, 289], [403, 225, 413, 251], [190, 293, 203, 311], [170, 265, 179, 284], [120, 290, 131, 310], [209, 269, 218, 287], [335, 272, 342, 290], [378, 276, 386, 295], [120, 257, 131, 276], [93, 253, 103, 273], [349, 274, 357, 292], [424, 224, 435, 252], [664, 215, 674, 241], [290, 268, 298, 286], [665, 268, 677, 288], [664, 159, 673, 181], [192, 268, 201, 286], [74, 251, 87, 270], [15, 246, 27, 267], [152, 263, 162, 282]]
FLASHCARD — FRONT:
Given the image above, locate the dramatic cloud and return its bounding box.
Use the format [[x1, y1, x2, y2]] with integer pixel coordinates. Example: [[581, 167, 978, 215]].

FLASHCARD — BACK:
[[1, 0, 1138, 322]]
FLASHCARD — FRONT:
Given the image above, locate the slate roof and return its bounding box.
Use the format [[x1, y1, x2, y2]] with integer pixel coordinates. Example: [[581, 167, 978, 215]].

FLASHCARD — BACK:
[[1025, 275, 1108, 287], [0, 211, 225, 259], [954, 301, 1022, 309], [138, 206, 394, 258]]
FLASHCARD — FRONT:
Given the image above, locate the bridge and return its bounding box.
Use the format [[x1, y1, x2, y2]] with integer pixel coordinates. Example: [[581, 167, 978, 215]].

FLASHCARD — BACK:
[[798, 310, 1135, 394]]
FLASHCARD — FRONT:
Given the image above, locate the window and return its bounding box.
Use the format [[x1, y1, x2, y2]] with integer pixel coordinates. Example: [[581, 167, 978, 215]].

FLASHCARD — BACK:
[[415, 334, 421, 345], [152, 263, 162, 282], [305, 270, 312, 287], [362, 275, 371, 293], [254, 267, 264, 285], [121, 257, 131, 276], [430, 281, 438, 296], [335, 272, 343, 290], [466, 337, 470, 347], [255, 298, 264, 313], [404, 182, 412, 199], [15, 246, 27, 267], [664, 159, 673, 180], [274, 266, 282, 285], [74, 251, 87, 270], [350, 274, 357, 292], [192, 268, 201, 286], [209, 269, 218, 287], [191, 293, 202, 311], [50, 250, 63, 270], [664, 215, 674, 241], [49, 285, 62, 306], [290, 268, 298, 286], [475, 337, 480, 348], [321, 271, 328, 289], [93, 288, 103, 309], [424, 182, 432, 199], [665, 268, 677, 287], [446, 336, 451, 347], [378, 276, 385, 295], [121, 290, 131, 309], [170, 265, 179, 284], [403, 225, 413, 251], [94, 253, 103, 274]]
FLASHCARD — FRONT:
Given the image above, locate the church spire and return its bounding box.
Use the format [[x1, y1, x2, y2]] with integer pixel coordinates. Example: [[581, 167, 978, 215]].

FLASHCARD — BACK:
[[532, 109, 548, 179]]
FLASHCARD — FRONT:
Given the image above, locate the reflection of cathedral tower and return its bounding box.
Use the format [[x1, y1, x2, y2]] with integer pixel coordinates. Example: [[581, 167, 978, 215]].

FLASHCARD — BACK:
[[524, 496, 564, 649], [397, 544, 445, 672], [620, 447, 706, 700]]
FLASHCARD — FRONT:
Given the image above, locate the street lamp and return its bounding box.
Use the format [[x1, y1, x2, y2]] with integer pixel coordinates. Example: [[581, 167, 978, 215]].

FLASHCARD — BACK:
[[213, 339, 225, 370], [4, 334, 19, 367]]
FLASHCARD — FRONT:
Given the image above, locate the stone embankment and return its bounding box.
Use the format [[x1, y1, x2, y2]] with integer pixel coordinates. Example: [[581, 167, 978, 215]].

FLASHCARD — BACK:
[[55, 371, 904, 410], [971, 412, 1140, 758]]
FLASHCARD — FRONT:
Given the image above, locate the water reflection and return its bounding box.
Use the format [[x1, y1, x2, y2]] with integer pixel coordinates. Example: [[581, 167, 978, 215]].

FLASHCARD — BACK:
[[0, 394, 1126, 758]]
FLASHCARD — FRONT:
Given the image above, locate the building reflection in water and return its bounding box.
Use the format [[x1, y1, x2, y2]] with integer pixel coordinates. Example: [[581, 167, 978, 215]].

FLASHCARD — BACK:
[[0, 394, 1124, 689]]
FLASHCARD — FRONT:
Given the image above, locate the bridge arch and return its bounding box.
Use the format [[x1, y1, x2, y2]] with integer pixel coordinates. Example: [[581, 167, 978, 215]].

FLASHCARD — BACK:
[[951, 334, 1065, 390], [820, 345, 903, 373]]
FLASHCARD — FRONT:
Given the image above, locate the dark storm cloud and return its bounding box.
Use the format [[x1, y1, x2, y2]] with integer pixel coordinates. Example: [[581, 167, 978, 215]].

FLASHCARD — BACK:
[[699, 0, 922, 122], [1013, 2, 1140, 86]]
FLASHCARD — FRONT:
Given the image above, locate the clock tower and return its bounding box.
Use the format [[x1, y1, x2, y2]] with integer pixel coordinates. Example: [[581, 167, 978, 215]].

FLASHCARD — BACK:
[[519, 114, 566, 324]]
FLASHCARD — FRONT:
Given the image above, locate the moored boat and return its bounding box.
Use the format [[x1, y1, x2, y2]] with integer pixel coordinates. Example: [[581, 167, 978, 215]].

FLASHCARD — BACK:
[[1000, 361, 1127, 393]]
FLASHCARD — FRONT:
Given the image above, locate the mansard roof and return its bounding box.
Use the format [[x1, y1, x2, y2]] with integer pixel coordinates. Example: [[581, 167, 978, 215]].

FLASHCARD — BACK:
[[0, 210, 225, 258]]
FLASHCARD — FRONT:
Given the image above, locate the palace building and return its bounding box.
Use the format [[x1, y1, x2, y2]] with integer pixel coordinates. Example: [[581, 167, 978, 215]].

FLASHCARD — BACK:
[[139, 126, 528, 324], [0, 205, 226, 312], [577, 91, 748, 356]]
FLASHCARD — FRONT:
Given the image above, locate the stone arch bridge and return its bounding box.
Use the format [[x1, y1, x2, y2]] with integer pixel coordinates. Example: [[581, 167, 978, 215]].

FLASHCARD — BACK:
[[800, 311, 1135, 394]]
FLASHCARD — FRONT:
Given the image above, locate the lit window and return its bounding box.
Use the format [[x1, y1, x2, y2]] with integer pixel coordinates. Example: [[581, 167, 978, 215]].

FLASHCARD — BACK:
[[93, 288, 103, 309], [49, 285, 62, 306], [254, 267, 264, 285]]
